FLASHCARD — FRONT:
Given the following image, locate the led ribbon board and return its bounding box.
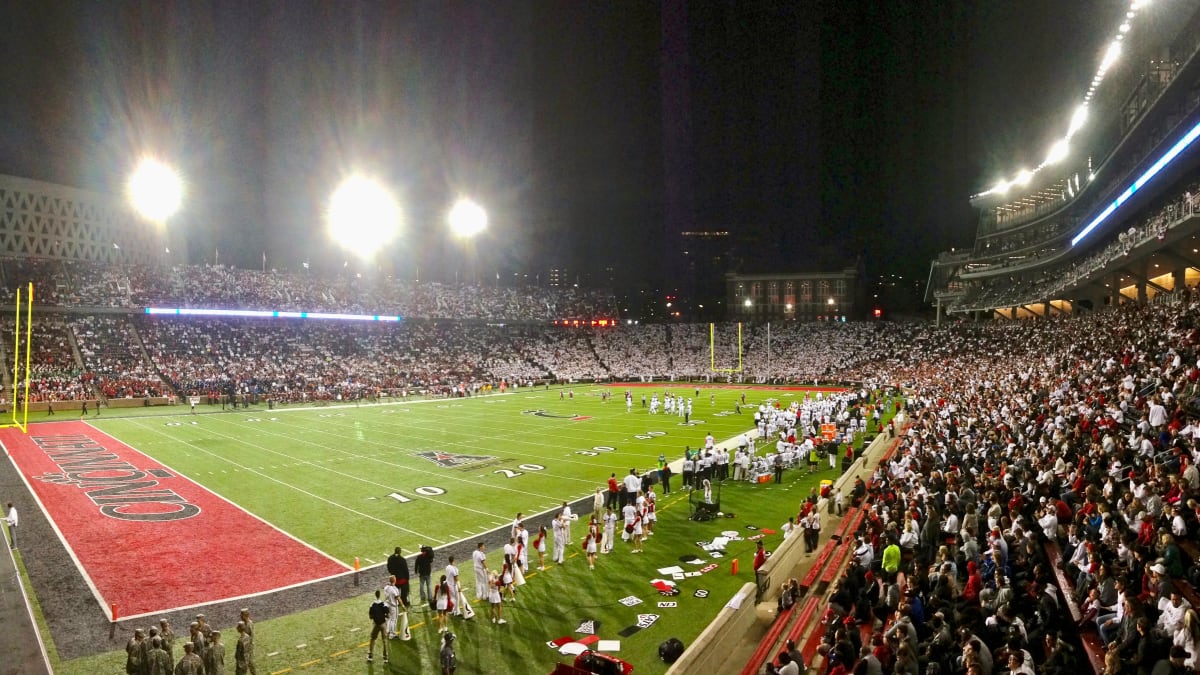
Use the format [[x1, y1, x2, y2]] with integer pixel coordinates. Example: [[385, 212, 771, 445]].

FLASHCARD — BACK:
[[1072, 119, 1200, 247], [145, 308, 401, 322]]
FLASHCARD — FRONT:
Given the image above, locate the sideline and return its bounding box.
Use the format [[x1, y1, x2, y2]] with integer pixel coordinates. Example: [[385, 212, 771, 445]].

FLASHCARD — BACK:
[[0, 517, 52, 675]]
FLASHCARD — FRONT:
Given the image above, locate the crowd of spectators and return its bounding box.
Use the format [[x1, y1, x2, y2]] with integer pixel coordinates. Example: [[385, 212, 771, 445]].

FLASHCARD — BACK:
[[73, 316, 165, 398], [774, 285, 1200, 675], [8, 317, 90, 402], [1, 260, 618, 321]]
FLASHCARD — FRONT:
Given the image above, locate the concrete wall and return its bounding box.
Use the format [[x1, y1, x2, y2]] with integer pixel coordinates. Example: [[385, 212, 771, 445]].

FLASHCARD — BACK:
[[665, 583, 758, 675]]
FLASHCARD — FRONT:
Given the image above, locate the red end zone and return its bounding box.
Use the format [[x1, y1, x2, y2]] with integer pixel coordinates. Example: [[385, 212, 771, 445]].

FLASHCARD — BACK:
[[1, 422, 349, 619]]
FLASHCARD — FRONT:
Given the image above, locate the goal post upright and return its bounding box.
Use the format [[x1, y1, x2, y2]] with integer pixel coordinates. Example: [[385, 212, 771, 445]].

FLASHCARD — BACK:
[[5, 283, 32, 432], [709, 321, 744, 374]]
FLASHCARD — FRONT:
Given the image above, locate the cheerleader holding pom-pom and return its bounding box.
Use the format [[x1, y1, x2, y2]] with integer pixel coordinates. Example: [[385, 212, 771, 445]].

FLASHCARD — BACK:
[[488, 570, 506, 624], [500, 554, 517, 601], [533, 525, 548, 570], [584, 520, 599, 570]]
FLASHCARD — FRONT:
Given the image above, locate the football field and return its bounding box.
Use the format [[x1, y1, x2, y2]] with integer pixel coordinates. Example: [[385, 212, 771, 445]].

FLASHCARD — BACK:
[[3, 383, 879, 674], [88, 385, 828, 567]]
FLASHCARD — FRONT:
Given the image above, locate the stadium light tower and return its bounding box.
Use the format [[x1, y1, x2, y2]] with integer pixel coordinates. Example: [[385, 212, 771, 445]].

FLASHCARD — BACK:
[[448, 197, 488, 239], [327, 175, 401, 260], [127, 158, 183, 224]]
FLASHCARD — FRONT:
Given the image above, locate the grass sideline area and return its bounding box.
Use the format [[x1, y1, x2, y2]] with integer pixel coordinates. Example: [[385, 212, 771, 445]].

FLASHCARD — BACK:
[[11, 384, 891, 674]]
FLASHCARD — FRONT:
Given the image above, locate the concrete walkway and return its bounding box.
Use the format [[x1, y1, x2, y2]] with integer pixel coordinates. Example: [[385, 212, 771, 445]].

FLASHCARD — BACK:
[[0, 540, 52, 675]]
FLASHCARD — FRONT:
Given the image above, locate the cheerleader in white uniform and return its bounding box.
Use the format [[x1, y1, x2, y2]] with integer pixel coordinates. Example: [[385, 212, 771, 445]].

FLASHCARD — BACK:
[[434, 575, 453, 633], [487, 571, 506, 624], [500, 555, 517, 602], [533, 525, 547, 570], [603, 507, 617, 553], [585, 518, 600, 569]]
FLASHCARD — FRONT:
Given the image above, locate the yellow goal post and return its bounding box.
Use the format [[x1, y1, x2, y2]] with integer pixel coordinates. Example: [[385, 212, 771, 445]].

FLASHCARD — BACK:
[[709, 322, 743, 373], [1, 283, 33, 432]]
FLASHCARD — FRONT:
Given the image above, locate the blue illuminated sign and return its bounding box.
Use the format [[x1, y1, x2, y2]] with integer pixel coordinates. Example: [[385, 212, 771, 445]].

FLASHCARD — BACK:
[[1072, 119, 1200, 246], [145, 308, 401, 322]]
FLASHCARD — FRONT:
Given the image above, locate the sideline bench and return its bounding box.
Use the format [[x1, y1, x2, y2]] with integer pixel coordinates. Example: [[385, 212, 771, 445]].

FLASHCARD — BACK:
[[1044, 541, 1104, 675], [799, 540, 838, 595], [830, 507, 859, 543], [740, 602, 799, 675], [1173, 578, 1200, 609], [818, 542, 854, 593], [1179, 538, 1200, 566], [786, 596, 822, 647], [1043, 541, 1083, 623], [1079, 632, 1106, 675]]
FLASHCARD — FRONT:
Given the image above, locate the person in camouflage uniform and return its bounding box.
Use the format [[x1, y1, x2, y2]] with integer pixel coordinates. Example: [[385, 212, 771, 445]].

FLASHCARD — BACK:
[[174, 642, 205, 675], [188, 622, 206, 657], [159, 619, 176, 662], [125, 629, 145, 675], [235, 621, 253, 675], [205, 630, 225, 675], [145, 637, 172, 675]]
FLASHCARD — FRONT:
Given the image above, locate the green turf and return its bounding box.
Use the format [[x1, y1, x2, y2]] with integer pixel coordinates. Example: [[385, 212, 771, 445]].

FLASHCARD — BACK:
[[43, 386, 894, 675]]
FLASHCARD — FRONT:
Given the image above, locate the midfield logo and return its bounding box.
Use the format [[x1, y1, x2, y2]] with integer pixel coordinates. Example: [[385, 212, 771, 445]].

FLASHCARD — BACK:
[[522, 409, 577, 419], [414, 451, 496, 468]]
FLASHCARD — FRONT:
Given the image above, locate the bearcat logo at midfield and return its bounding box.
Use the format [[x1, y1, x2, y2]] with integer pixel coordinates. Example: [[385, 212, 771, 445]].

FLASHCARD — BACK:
[[415, 451, 497, 468], [31, 434, 200, 522], [522, 409, 592, 421]]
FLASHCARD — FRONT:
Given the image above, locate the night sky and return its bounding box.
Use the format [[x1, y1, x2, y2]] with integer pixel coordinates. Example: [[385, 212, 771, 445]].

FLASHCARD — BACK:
[[0, 1, 1137, 293]]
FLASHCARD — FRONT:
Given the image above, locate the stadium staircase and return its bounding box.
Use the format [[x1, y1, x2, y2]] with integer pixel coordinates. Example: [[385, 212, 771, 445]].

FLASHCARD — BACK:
[[0, 338, 10, 393], [585, 335, 608, 373], [125, 321, 177, 395], [65, 323, 86, 373], [63, 323, 106, 402]]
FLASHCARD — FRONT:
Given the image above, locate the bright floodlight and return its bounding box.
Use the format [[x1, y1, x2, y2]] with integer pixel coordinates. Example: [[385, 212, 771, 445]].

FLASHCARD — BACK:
[[327, 175, 401, 259], [1045, 139, 1070, 165], [1099, 41, 1122, 74], [1014, 169, 1034, 186], [1068, 104, 1089, 137], [127, 159, 182, 223], [448, 198, 488, 238]]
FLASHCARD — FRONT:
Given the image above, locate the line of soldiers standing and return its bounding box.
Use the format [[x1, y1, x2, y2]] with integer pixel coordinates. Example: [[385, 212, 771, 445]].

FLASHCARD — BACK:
[[125, 608, 257, 675]]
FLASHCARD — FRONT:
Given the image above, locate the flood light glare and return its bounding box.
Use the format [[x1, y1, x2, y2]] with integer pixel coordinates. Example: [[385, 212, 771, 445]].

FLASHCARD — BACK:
[[1068, 104, 1089, 137], [1099, 42, 1122, 73], [328, 176, 401, 259], [448, 198, 488, 238], [1045, 140, 1070, 166], [1014, 169, 1033, 186], [128, 159, 183, 223]]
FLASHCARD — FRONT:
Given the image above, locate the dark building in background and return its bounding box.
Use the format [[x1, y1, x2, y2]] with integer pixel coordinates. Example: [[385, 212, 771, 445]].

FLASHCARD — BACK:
[[661, 0, 822, 317], [726, 262, 863, 322]]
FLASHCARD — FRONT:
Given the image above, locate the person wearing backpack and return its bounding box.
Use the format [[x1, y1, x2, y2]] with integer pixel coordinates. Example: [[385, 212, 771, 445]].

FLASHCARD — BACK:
[[367, 589, 389, 664]]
